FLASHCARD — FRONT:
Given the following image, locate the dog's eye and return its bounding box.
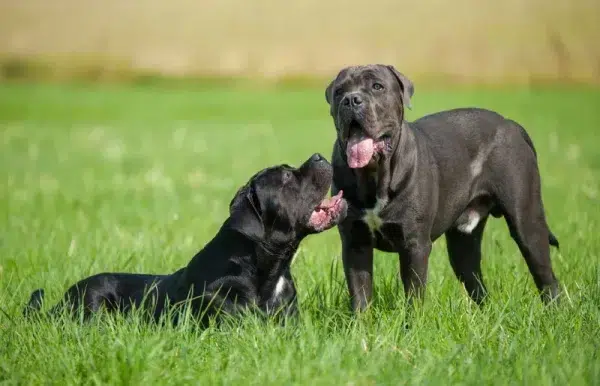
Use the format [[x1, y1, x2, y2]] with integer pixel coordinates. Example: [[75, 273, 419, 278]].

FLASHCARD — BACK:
[[282, 170, 293, 183], [372, 83, 384, 91], [334, 88, 343, 97]]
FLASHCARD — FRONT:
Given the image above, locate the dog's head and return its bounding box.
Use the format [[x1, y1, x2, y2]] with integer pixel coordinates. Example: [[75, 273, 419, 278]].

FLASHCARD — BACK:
[[227, 153, 348, 248], [325, 64, 414, 169]]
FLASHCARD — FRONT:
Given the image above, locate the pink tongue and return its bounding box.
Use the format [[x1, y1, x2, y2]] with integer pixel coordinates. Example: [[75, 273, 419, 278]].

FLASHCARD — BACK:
[[318, 190, 343, 209], [346, 135, 374, 168]]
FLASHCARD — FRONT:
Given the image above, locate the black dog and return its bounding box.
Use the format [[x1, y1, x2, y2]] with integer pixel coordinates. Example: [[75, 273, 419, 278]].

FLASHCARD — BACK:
[[24, 153, 348, 324], [325, 64, 560, 312]]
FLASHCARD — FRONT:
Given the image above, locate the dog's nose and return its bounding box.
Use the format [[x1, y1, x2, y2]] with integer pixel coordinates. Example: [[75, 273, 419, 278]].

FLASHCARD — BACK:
[[310, 153, 324, 162], [343, 93, 363, 108]]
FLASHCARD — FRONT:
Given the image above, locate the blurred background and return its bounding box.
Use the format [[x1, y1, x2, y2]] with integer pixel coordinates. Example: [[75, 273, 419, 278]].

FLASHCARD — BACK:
[[1, 0, 598, 85], [2, 4, 600, 382]]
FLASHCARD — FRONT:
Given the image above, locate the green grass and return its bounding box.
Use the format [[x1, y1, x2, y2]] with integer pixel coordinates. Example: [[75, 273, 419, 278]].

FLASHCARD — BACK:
[[1, 82, 599, 385]]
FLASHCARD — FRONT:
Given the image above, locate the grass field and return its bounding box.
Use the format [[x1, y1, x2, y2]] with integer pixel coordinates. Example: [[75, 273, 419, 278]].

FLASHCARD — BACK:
[[1, 82, 599, 385]]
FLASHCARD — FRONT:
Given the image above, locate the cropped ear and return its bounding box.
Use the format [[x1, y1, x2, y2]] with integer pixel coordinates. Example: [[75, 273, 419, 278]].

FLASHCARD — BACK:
[[227, 183, 265, 242], [325, 80, 334, 105], [386, 65, 414, 110]]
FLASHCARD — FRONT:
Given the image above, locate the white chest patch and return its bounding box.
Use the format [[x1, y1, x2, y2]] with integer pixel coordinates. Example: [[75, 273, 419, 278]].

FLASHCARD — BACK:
[[273, 276, 287, 298], [457, 210, 481, 234], [363, 199, 386, 234]]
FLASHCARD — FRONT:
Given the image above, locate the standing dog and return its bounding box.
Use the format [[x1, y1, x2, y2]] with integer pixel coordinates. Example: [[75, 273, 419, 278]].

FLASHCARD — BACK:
[[24, 153, 348, 324], [325, 64, 560, 312]]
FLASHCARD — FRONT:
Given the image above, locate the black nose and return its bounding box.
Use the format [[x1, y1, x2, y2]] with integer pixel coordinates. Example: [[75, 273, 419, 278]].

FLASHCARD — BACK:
[[343, 93, 363, 107], [310, 153, 324, 162]]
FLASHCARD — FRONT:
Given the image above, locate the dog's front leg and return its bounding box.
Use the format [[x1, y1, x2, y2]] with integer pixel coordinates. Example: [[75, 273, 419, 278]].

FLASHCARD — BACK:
[[339, 219, 374, 312], [398, 236, 432, 309]]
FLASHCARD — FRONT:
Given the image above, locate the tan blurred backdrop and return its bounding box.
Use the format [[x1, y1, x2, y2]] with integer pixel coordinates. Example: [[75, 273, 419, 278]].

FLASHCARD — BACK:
[[0, 0, 598, 84]]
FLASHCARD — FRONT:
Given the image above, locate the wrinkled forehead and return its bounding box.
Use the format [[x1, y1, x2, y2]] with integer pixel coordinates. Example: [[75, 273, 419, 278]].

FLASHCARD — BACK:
[[335, 65, 392, 86]]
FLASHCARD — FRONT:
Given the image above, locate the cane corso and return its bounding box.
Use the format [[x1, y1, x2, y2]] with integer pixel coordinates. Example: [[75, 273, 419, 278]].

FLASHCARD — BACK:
[[24, 153, 348, 324], [325, 64, 560, 312]]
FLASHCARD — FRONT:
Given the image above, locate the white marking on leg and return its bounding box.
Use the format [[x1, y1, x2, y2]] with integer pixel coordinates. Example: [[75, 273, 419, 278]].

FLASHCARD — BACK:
[[471, 132, 501, 178], [457, 210, 481, 234], [273, 276, 287, 298], [470, 152, 484, 177]]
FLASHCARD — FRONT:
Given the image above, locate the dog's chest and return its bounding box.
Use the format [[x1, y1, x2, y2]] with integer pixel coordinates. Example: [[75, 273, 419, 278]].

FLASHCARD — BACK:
[[270, 250, 298, 299], [355, 169, 388, 233], [362, 198, 387, 234], [273, 276, 287, 298]]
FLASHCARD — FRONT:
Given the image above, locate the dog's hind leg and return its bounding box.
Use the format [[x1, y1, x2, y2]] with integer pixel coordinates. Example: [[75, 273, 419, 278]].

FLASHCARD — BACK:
[[502, 202, 560, 303], [491, 149, 560, 303], [446, 217, 489, 305], [52, 274, 123, 319], [23, 285, 105, 320]]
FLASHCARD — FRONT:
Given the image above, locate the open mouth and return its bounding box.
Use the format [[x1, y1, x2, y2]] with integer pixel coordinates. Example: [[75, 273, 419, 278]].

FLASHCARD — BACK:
[[308, 190, 347, 231], [345, 133, 389, 169], [349, 119, 362, 134]]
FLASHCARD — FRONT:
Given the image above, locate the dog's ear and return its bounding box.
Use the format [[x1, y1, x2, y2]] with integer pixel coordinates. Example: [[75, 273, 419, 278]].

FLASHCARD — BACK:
[[325, 80, 334, 105], [386, 65, 414, 110], [228, 183, 265, 242]]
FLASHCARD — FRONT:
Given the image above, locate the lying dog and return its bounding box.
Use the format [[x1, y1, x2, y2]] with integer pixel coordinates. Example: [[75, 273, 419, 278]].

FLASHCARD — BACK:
[[325, 64, 561, 312], [23, 153, 348, 324]]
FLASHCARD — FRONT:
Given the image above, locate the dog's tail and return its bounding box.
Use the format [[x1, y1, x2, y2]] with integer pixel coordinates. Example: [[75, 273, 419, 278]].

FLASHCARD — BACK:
[[23, 288, 45, 317], [521, 124, 560, 250], [509, 119, 559, 250], [549, 231, 560, 250]]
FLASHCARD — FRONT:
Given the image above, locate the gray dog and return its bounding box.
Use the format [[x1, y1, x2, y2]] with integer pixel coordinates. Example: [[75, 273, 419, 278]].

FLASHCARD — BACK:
[[325, 64, 560, 312]]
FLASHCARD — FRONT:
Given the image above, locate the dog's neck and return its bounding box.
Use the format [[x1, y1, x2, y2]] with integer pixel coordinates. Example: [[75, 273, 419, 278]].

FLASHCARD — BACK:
[[224, 224, 301, 303], [179, 221, 299, 300], [390, 121, 418, 177], [389, 120, 419, 191], [352, 120, 417, 208]]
